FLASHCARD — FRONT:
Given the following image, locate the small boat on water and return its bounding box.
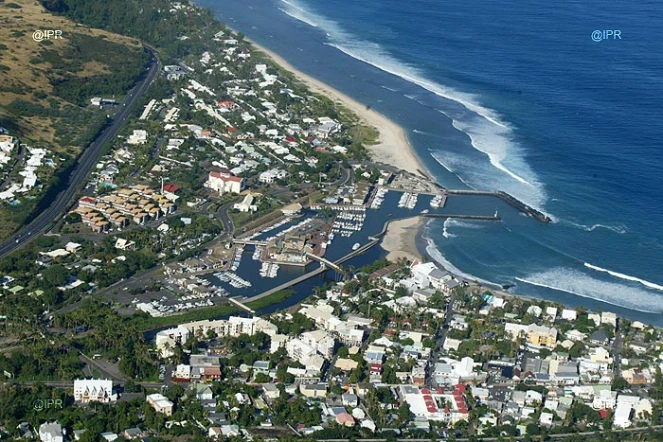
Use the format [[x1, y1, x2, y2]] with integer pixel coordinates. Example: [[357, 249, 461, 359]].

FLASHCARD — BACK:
[[352, 243, 360, 251]]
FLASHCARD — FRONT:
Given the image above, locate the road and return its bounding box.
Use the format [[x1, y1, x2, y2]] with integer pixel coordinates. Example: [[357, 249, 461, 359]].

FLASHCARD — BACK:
[[426, 291, 456, 388], [613, 317, 622, 374], [0, 47, 161, 259], [316, 426, 663, 441]]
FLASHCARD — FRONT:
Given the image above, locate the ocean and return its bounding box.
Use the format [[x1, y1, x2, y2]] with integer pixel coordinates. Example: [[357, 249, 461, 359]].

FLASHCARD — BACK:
[[196, 0, 663, 324]]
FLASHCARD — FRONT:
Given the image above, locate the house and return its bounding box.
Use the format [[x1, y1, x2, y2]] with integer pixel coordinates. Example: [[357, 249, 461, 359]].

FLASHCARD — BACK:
[[73, 379, 116, 403], [18, 423, 35, 439], [206, 169, 246, 194], [342, 393, 359, 407], [336, 412, 355, 427], [114, 238, 136, 251], [146, 393, 174, 416], [527, 324, 558, 348], [162, 184, 181, 201], [299, 383, 327, 398], [504, 323, 557, 348], [590, 328, 610, 345], [601, 312, 618, 327], [592, 389, 617, 409], [122, 428, 144, 440], [193, 383, 214, 401], [233, 194, 258, 212], [100, 432, 119, 442], [39, 422, 63, 442], [127, 130, 148, 145], [561, 309, 577, 321], [539, 411, 554, 427], [263, 383, 281, 400], [335, 358, 359, 372]]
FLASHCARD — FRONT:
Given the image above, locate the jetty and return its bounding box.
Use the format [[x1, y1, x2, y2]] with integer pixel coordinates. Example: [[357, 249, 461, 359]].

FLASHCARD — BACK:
[[445, 189, 551, 223], [422, 213, 500, 221]]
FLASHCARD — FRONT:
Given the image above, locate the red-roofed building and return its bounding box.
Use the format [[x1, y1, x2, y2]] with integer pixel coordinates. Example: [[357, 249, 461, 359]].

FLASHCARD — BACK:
[[78, 196, 96, 209], [369, 363, 383, 375], [206, 170, 246, 195], [217, 100, 237, 110], [163, 184, 180, 194], [336, 413, 355, 427]]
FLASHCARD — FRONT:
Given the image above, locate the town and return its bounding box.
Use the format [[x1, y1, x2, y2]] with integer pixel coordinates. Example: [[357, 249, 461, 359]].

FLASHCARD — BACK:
[[0, 0, 662, 441]]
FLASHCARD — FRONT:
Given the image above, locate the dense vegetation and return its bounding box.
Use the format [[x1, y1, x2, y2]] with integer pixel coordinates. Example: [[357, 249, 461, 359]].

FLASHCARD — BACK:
[[37, 34, 149, 106], [42, 0, 221, 61]]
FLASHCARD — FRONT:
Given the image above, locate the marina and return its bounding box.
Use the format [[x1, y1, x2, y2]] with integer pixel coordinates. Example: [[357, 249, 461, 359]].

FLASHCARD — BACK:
[[195, 189, 514, 307]]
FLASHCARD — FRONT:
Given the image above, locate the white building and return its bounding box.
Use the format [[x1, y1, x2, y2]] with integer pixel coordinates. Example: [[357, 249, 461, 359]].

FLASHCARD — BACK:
[[258, 168, 288, 184], [592, 389, 617, 410], [155, 325, 190, 358], [286, 339, 317, 363], [39, 422, 63, 442], [206, 169, 245, 194], [601, 311, 618, 327], [233, 194, 257, 212], [561, 309, 577, 321], [127, 130, 148, 145], [300, 329, 335, 359], [614, 395, 640, 428], [147, 393, 174, 416], [73, 379, 116, 403]]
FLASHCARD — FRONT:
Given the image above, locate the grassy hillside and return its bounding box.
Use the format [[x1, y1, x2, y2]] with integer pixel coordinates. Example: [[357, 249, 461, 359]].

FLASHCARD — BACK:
[[0, 0, 149, 237], [0, 0, 147, 152]]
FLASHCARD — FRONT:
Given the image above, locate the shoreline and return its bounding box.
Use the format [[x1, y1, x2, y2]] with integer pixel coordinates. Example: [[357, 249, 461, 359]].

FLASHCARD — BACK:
[[379, 216, 425, 263], [229, 30, 655, 324], [245, 37, 428, 177]]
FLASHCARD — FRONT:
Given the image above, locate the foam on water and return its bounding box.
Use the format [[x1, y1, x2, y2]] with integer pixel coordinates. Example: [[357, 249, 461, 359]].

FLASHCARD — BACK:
[[278, 0, 547, 210], [584, 263, 663, 292], [565, 221, 629, 234], [446, 219, 487, 230], [442, 218, 456, 239], [423, 224, 495, 285], [429, 151, 473, 188], [431, 150, 546, 211], [278, 0, 319, 28], [449, 117, 534, 187], [380, 85, 399, 92], [516, 268, 663, 313]]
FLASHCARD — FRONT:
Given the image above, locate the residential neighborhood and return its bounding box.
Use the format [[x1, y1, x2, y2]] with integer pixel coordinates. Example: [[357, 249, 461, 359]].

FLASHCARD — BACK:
[[0, 0, 662, 441]]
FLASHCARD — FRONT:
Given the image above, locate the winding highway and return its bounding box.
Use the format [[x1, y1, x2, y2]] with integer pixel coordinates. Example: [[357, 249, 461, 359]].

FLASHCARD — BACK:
[[0, 47, 161, 259]]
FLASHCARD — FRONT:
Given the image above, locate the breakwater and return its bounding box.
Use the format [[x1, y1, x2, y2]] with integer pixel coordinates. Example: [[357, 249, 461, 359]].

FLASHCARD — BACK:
[[446, 189, 551, 223]]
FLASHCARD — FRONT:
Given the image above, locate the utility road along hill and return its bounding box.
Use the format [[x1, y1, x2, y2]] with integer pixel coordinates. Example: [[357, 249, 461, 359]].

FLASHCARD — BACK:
[[0, 0, 148, 238]]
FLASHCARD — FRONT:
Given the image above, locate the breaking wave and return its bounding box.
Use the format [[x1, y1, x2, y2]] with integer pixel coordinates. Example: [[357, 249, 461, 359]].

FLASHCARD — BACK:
[[516, 268, 663, 313], [584, 263, 663, 292], [278, 0, 547, 212]]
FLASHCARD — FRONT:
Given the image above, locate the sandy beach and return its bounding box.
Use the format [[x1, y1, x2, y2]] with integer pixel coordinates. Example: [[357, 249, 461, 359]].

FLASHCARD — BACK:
[[379, 217, 425, 262], [248, 39, 426, 176]]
